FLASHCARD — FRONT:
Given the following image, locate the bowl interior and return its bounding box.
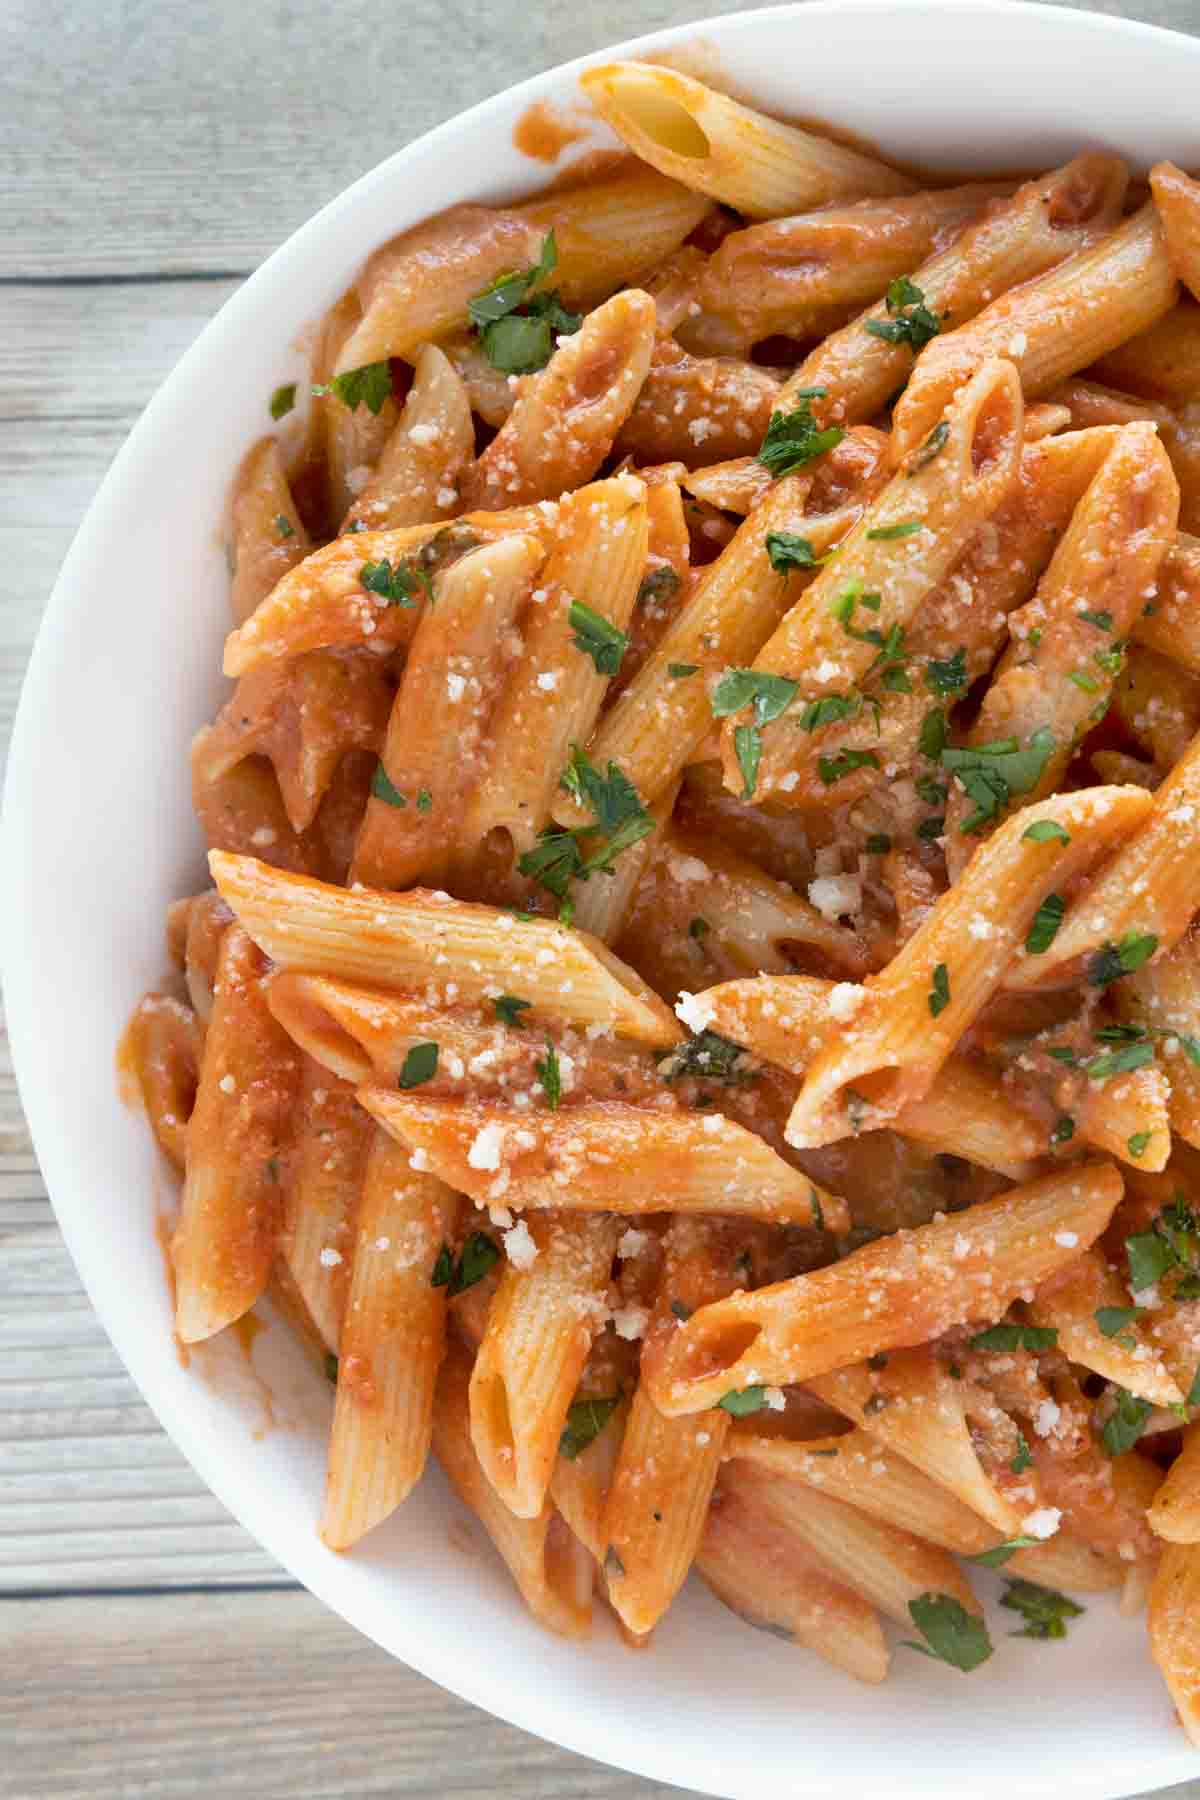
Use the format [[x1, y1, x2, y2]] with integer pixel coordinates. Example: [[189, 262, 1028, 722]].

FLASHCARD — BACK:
[[7, 5, 1200, 1796]]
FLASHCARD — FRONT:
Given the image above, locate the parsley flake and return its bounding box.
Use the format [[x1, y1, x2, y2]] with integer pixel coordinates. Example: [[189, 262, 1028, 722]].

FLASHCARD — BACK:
[[1011, 1431, 1033, 1474], [756, 399, 845, 476], [313, 361, 393, 415], [966, 1537, 1039, 1568], [734, 724, 761, 799], [518, 748, 654, 905], [398, 1042, 439, 1089], [1101, 1388, 1153, 1456], [431, 1232, 500, 1296], [536, 1040, 562, 1108], [865, 277, 941, 352], [668, 662, 699, 679], [928, 963, 951, 1018], [1087, 932, 1158, 988], [711, 668, 800, 727], [468, 234, 581, 375], [371, 763, 407, 807], [969, 1322, 1058, 1353], [1023, 820, 1070, 844], [941, 727, 1055, 833], [1001, 1579, 1083, 1641], [868, 520, 924, 541], [718, 1386, 767, 1416], [658, 1030, 754, 1086], [907, 421, 951, 474], [274, 513, 294, 539], [269, 383, 297, 420], [559, 1393, 621, 1460], [766, 530, 824, 572], [925, 648, 968, 696], [904, 1593, 993, 1672], [493, 995, 531, 1027], [360, 556, 432, 608], [569, 600, 628, 676], [818, 749, 879, 786], [1026, 892, 1065, 955], [1085, 1041, 1155, 1081], [1127, 1131, 1152, 1159]]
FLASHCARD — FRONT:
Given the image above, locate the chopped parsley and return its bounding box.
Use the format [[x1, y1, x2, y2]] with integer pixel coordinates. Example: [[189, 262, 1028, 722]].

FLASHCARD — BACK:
[[798, 693, 859, 731], [941, 728, 1055, 833], [274, 513, 294, 539], [903, 1593, 993, 1672], [432, 1232, 501, 1296], [668, 662, 699, 678], [766, 530, 824, 572], [1127, 1131, 1152, 1159], [1001, 1579, 1084, 1641], [865, 832, 892, 854], [928, 963, 951, 1018], [1050, 1115, 1075, 1145], [717, 1386, 768, 1416], [865, 276, 941, 352], [907, 420, 950, 474], [658, 1030, 754, 1086], [917, 814, 946, 841], [670, 1299, 693, 1322], [966, 1536, 1038, 1568], [867, 520, 924, 541], [493, 994, 531, 1027], [398, 1042, 439, 1089], [756, 396, 845, 476], [919, 706, 948, 761], [313, 361, 393, 415], [1095, 1305, 1143, 1345], [360, 555, 432, 607], [269, 382, 297, 420], [969, 1322, 1058, 1353], [1079, 609, 1113, 632], [467, 233, 581, 374], [734, 724, 762, 799], [371, 763, 407, 807], [1011, 1431, 1032, 1474], [1100, 1387, 1153, 1456], [1084, 1041, 1155, 1081], [818, 749, 879, 786], [1087, 932, 1158, 987], [559, 1393, 621, 1460], [710, 668, 800, 727], [925, 648, 968, 697], [1026, 892, 1065, 955], [535, 1040, 562, 1109], [1125, 1194, 1200, 1296], [638, 566, 682, 608], [1023, 820, 1070, 844], [569, 599, 628, 676], [324, 1352, 339, 1383], [688, 916, 709, 941], [518, 747, 654, 908]]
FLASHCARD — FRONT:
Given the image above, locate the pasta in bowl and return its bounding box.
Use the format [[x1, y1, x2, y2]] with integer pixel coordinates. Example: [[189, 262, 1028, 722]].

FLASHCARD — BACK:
[[12, 6, 1200, 1795]]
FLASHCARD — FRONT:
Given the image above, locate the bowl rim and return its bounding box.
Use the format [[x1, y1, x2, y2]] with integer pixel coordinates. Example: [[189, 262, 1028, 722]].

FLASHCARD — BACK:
[[7, 4, 1200, 1796]]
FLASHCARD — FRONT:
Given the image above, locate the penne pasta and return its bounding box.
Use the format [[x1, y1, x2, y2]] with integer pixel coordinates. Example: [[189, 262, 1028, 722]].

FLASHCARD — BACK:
[[119, 994, 203, 1172], [784, 787, 1151, 1147], [1149, 1423, 1200, 1545], [459, 292, 655, 511], [282, 1061, 373, 1353], [342, 343, 474, 533], [579, 61, 914, 216], [1148, 1541, 1200, 1745], [433, 1339, 593, 1637], [892, 205, 1179, 460], [469, 1212, 620, 1519], [1151, 162, 1200, 306], [613, 338, 781, 468], [643, 1163, 1123, 1413], [1090, 298, 1200, 410], [358, 1091, 842, 1229], [171, 926, 301, 1344], [321, 1134, 458, 1547], [228, 438, 311, 627], [517, 168, 711, 310], [698, 1482, 888, 1683], [1029, 1250, 1183, 1406], [208, 852, 681, 1046]]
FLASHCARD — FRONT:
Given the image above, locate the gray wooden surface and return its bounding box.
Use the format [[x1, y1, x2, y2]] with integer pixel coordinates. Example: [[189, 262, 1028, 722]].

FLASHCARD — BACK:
[[3, 1, 1200, 1795]]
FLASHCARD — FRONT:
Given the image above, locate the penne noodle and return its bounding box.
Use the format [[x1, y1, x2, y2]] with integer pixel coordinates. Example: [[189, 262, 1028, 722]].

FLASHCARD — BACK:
[[178, 891, 233, 1024], [221, 507, 550, 676], [1148, 1542, 1200, 1745], [438, 327, 515, 427], [1090, 298, 1200, 410], [309, 289, 400, 529], [892, 205, 1179, 460], [1120, 926, 1200, 1152], [725, 1426, 997, 1555], [358, 1091, 842, 1230], [282, 1061, 373, 1352], [721, 1461, 980, 1626], [809, 1350, 1026, 1537], [721, 359, 1023, 805], [459, 292, 656, 512], [1136, 532, 1200, 674], [208, 852, 681, 1047], [350, 533, 545, 888], [681, 456, 774, 516], [1151, 162, 1200, 306], [696, 184, 1009, 347], [172, 927, 301, 1344], [518, 168, 711, 309], [570, 778, 676, 944], [1045, 380, 1200, 538], [1029, 1250, 1183, 1406], [643, 1163, 1123, 1413], [321, 1134, 458, 1548], [1073, 1062, 1172, 1175], [613, 339, 781, 468], [1149, 1423, 1200, 1544], [694, 973, 1043, 1179], [1006, 730, 1200, 993], [944, 425, 1179, 845], [119, 994, 203, 1172], [469, 1211, 620, 1519], [578, 61, 914, 216], [1114, 644, 1200, 768], [785, 787, 1151, 1146], [190, 743, 326, 877], [228, 438, 311, 627], [336, 204, 544, 371], [193, 651, 392, 836], [776, 153, 1127, 428], [342, 343, 474, 532], [698, 1483, 888, 1683], [452, 476, 647, 866], [551, 474, 826, 825], [433, 1339, 593, 1637], [1005, 1534, 1123, 1594]]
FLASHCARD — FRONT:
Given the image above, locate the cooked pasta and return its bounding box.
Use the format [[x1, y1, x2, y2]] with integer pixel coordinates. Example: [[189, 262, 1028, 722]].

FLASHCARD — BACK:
[[120, 67, 1200, 1726]]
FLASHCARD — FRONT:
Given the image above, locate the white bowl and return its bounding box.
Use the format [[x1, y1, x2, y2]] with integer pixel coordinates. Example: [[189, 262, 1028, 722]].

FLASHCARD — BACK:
[[7, 4, 1200, 1794]]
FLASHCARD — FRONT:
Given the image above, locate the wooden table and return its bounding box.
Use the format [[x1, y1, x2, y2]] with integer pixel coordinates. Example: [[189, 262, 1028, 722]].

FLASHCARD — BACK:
[[4, 1, 1200, 1793]]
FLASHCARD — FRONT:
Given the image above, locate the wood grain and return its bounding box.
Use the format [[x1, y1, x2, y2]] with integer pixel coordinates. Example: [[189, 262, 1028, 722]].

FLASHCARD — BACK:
[[2, 1, 1200, 1796]]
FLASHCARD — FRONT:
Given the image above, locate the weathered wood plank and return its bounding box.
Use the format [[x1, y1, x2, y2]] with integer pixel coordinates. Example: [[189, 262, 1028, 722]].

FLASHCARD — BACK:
[[1, 1587, 695, 1799], [0, 0, 1186, 277]]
